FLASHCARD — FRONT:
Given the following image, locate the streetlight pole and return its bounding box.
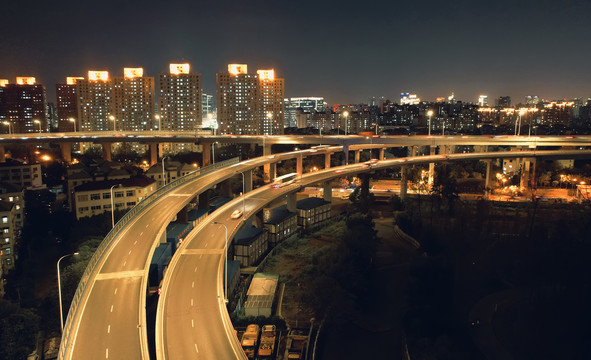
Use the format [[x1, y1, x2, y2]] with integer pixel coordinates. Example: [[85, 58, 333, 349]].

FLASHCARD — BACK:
[[343, 111, 349, 136], [2, 121, 12, 134], [427, 110, 433, 136], [161, 157, 167, 186], [212, 221, 229, 303], [69, 118, 77, 132], [57, 252, 79, 333], [110, 184, 121, 227], [109, 115, 116, 131], [240, 172, 246, 214]]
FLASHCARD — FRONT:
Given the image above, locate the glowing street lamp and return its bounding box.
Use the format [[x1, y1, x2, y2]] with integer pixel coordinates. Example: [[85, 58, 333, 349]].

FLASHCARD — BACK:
[[68, 118, 77, 132], [109, 115, 116, 131], [266, 112, 273, 135], [343, 111, 349, 136], [427, 110, 433, 136], [33, 119, 42, 133], [155, 114, 161, 131], [2, 121, 12, 134]]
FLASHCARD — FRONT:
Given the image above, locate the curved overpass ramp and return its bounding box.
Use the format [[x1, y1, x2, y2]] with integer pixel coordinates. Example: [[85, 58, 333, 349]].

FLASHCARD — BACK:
[[157, 149, 591, 360]]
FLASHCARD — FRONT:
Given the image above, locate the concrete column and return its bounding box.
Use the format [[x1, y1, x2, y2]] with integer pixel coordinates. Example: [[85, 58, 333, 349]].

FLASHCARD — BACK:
[[428, 145, 435, 188], [484, 160, 492, 199], [411, 146, 417, 157], [287, 192, 297, 212], [400, 165, 408, 200], [263, 144, 272, 156], [219, 179, 232, 198], [198, 191, 210, 210], [324, 153, 331, 169], [202, 142, 212, 167], [264, 161, 277, 183], [354, 150, 361, 163], [296, 155, 303, 176], [520, 158, 536, 189], [149, 142, 158, 166], [379, 148, 385, 160], [60, 142, 72, 163], [243, 170, 253, 192], [176, 206, 188, 223], [323, 182, 332, 202], [101, 143, 112, 162], [0, 145, 5, 162], [253, 211, 264, 228], [342, 144, 349, 165]]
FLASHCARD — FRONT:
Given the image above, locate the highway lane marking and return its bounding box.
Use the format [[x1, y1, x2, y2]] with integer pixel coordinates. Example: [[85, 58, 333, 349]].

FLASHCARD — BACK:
[[123, 261, 127, 267], [140, 232, 143, 236], [106, 348, 109, 358], [182, 249, 224, 255], [192, 281, 195, 288], [96, 270, 144, 280], [107, 325, 111, 333], [204, 242, 208, 248], [128, 250, 132, 255], [145, 224, 149, 228], [192, 319, 194, 328], [168, 193, 192, 197], [110, 305, 114, 313], [194, 343, 199, 353], [194, 266, 198, 272], [191, 298, 194, 306], [133, 240, 137, 245], [114, 288, 117, 295]]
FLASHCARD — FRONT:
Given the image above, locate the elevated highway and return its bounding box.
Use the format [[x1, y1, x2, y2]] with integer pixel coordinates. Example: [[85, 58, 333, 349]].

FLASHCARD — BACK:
[[156, 148, 591, 360]]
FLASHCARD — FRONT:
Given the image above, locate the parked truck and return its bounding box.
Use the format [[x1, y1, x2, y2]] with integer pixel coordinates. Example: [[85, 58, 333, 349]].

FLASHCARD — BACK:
[[257, 324, 276, 359], [241, 324, 260, 360]]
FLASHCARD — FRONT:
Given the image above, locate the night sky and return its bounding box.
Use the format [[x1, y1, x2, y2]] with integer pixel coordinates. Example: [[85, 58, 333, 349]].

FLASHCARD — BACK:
[[2, 0, 591, 104]]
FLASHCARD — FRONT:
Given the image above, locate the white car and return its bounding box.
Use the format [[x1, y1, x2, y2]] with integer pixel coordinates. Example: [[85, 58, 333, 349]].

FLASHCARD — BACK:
[[230, 210, 243, 219]]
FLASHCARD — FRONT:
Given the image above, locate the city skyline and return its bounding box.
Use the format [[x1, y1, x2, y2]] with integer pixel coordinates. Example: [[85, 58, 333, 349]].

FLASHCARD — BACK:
[[2, 0, 591, 104]]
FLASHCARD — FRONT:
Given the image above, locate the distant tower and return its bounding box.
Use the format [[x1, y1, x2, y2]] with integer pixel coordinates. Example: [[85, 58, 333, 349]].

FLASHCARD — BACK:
[[257, 69, 284, 135], [496, 96, 511, 108], [0, 77, 47, 134], [111, 68, 154, 131], [216, 64, 260, 135], [478, 95, 488, 107], [158, 64, 202, 131], [76, 71, 113, 132]]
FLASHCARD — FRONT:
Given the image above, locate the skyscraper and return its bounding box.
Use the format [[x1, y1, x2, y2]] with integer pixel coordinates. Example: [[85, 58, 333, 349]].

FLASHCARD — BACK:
[[202, 93, 215, 121], [111, 68, 154, 131], [56, 77, 83, 132], [216, 64, 284, 135], [0, 77, 47, 134], [76, 71, 112, 132]]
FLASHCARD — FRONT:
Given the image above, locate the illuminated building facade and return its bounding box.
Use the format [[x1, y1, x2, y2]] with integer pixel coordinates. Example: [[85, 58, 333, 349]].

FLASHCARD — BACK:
[[216, 64, 284, 135], [496, 96, 511, 107], [76, 71, 112, 131], [284, 97, 326, 128], [158, 64, 202, 154], [400, 93, 420, 105], [56, 77, 83, 132], [0, 78, 47, 134], [202, 93, 215, 120], [478, 95, 488, 107], [541, 102, 573, 127], [112, 68, 154, 131]]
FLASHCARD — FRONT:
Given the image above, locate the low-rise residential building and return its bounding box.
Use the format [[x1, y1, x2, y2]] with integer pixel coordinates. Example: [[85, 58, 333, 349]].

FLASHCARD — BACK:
[[0, 200, 17, 272], [0, 159, 42, 189], [0, 182, 24, 229], [244, 273, 279, 317], [263, 205, 297, 247], [233, 226, 267, 267], [73, 176, 156, 220], [296, 197, 331, 229], [145, 160, 199, 188]]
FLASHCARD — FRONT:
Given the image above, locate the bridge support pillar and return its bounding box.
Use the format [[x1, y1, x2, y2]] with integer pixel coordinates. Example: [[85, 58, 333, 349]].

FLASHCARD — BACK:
[[101, 143, 112, 162], [296, 156, 303, 176], [483, 160, 493, 199], [323, 182, 332, 202], [428, 146, 435, 188], [400, 165, 408, 201], [60, 142, 72, 163], [409, 146, 417, 157], [263, 144, 272, 156], [379, 148, 385, 160], [264, 162, 277, 183], [354, 150, 361, 163], [176, 206, 188, 223], [287, 192, 297, 212], [243, 170, 252, 193], [324, 153, 331, 169], [219, 179, 232, 198], [0, 145, 5, 162], [342, 144, 349, 165], [520, 158, 537, 189], [198, 191, 210, 210], [149, 142, 158, 166], [202, 142, 212, 167]]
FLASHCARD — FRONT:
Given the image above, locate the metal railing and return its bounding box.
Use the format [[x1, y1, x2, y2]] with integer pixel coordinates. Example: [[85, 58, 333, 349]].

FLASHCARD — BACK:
[[58, 157, 239, 360]]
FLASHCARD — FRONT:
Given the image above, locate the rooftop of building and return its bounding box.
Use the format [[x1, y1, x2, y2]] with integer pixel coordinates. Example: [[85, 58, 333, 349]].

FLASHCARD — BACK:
[[264, 205, 296, 225], [244, 273, 278, 310], [0, 159, 38, 168], [234, 226, 265, 246], [74, 175, 155, 192], [296, 197, 330, 210], [0, 200, 15, 212]]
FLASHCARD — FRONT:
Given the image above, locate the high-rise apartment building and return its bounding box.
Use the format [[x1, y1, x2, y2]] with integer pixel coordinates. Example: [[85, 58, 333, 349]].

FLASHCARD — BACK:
[[257, 69, 284, 135], [0, 77, 47, 134], [496, 96, 511, 107], [111, 68, 154, 131], [202, 93, 215, 121], [216, 64, 284, 135], [525, 95, 539, 106], [158, 64, 202, 154], [56, 77, 83, 132], [77, 71, 113, 132]]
